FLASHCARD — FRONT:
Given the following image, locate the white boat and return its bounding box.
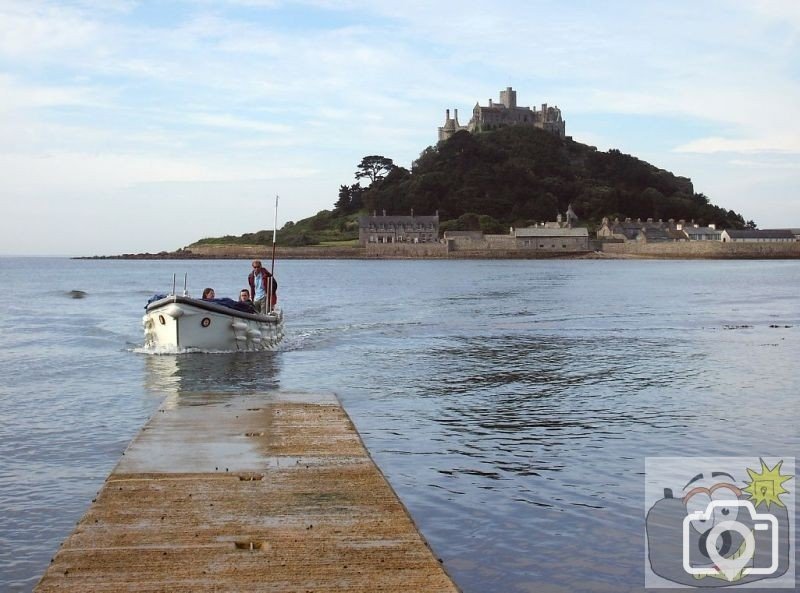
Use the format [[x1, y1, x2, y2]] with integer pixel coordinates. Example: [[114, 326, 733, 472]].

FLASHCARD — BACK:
[[143, 295, 284, 352]]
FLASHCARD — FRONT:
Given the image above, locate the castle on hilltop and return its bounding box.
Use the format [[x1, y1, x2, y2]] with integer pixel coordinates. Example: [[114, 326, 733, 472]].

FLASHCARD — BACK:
[[438, 87, 565, 142]]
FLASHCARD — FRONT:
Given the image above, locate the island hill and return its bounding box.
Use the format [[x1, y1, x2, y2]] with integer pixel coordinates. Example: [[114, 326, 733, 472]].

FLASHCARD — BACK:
[[182, 123, 765, 259]]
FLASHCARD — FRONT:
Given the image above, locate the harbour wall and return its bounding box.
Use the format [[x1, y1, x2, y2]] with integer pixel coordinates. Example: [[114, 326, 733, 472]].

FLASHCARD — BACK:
[[600, 241, 800, 259], [89, 241, 800, 260]]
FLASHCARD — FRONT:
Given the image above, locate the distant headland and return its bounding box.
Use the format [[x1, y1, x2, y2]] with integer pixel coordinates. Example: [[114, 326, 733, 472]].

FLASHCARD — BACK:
[[80, 87, 799, 260]]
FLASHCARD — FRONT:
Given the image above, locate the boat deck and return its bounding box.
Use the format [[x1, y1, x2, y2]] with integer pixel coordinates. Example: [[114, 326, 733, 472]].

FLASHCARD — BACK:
[[34, 391, 459, 593]]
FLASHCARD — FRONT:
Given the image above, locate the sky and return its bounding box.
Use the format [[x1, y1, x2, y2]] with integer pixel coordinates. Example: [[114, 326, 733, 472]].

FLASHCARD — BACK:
[[1, 0, 799, 255]]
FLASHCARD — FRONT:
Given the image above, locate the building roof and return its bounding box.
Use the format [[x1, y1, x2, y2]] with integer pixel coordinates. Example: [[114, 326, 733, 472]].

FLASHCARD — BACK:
[[514, 227, 588, 238], [683, 226, 721, 236], [724, 229, 795, 239], [359, 215, 439, 225], [615, 221, 667, 230], [667, 229, 689, 240], [639, 227, 672, 241]]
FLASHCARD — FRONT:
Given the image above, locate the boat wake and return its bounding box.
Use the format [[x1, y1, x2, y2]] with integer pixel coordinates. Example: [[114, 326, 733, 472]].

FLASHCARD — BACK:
[[132, 344, 283, 355]]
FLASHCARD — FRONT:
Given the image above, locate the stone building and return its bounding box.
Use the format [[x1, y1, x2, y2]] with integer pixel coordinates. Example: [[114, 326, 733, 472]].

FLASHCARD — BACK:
[[596, 217, 688, 243], [720, 229, 796, 243], [358, 211, 439, 246], [444, 221, 590, 253], [513, 227, 589, 251], [681, 224, 722, 241], [438, 87, 565, 142]]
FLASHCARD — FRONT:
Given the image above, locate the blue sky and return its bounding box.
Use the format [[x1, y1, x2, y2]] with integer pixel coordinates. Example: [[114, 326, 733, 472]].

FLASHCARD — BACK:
[[1, 0, 799, 255]]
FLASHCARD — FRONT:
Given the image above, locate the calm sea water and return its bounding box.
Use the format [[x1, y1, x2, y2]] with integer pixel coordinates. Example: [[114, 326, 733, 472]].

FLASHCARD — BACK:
[[1, 257, 798, 592]]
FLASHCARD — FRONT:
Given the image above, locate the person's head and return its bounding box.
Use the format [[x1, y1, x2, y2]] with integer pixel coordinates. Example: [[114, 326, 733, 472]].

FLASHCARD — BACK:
[[239, 289, 250, 301], [252, 260, 262, 270], [202, 287, 215, 299]]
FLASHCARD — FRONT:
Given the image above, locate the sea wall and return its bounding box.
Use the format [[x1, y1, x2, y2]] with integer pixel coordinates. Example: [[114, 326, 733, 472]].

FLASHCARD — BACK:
[[90, 240, 800, 260], [364, 242, 585, 259], [446, 235, 516, 251], [601, 241, 800, 259], [365, 243, 448, 258]]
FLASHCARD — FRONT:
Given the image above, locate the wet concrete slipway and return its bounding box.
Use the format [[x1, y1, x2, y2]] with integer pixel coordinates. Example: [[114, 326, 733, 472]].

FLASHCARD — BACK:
[[33, 391, 460, 593]]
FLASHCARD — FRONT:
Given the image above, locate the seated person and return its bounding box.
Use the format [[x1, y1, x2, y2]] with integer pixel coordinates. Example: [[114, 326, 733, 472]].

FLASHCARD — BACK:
[[238, 288, 256, 313], [202, 287, 215, 300]]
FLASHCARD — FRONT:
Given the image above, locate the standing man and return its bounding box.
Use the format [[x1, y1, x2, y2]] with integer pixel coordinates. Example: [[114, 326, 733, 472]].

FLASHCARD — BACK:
[[248, 260, 277, 314]]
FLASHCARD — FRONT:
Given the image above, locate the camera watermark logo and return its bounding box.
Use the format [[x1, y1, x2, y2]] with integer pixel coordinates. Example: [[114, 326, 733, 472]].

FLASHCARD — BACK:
[[645, 457, 794, 588]]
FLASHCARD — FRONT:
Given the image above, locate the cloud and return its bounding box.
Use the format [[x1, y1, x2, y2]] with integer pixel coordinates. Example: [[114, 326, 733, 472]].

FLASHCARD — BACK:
[[729, 158, 800, 170], [674, 137, 800, 155], [187, 112, 292, 134], [0, 1, 99, 57]]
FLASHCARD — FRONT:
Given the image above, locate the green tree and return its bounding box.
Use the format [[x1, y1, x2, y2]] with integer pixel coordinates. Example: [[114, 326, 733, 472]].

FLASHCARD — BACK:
[[334, 185, 352, 213], [355, 155, 396, 185], [334, 184, 364, 214]]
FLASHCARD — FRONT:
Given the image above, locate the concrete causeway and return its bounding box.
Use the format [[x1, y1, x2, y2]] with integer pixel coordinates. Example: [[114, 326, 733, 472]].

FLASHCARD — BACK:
[[34, 391, 460, 593]]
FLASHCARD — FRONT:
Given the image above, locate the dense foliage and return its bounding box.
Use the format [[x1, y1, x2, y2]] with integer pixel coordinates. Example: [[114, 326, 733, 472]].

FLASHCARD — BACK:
[[192, 126, 747, 247], [359, 127, 746, 230]]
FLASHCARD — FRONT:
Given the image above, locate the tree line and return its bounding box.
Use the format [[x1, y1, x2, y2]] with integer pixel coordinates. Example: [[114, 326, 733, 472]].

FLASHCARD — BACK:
[[336, 127, 748, 231]]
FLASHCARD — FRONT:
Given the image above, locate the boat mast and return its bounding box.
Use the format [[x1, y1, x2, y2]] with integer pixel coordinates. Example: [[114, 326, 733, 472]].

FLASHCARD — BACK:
[[269, 195, 279, 312]]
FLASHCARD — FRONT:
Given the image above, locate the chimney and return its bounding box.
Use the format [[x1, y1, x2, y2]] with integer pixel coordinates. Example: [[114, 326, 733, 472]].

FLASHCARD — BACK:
[[454, 109, 459, 125], [435, 209, 439, 217], [445, 108, 450, 122], [373, 210, 376, 217], [489, 98, 493, 108], [382, 209, 386, 217], [410, 208, 414, 217]]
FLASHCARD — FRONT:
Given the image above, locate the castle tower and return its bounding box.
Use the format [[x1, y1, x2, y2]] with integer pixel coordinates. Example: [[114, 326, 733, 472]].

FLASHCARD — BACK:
[[438, 108, 466, 142], [499, 86, 517, 109]]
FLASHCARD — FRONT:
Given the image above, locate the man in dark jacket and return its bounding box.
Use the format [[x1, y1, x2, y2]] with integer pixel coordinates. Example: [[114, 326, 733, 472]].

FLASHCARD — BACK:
[[247, 260, 277, 313]]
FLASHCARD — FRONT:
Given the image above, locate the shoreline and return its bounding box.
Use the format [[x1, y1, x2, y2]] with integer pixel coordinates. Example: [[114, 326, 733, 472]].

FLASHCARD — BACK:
[[75, 244, 800, 261]]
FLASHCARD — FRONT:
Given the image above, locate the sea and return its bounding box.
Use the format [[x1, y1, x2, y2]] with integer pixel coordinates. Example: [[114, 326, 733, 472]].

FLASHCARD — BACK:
[[1, 257, 798, 593]]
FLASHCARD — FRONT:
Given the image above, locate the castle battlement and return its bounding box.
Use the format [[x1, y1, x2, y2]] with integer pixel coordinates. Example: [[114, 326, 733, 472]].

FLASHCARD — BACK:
[[438, 87, 565, 142]]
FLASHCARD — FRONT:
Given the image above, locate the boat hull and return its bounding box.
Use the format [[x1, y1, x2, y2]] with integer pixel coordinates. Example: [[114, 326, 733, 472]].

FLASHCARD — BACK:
[[143, 296, 284, 352]]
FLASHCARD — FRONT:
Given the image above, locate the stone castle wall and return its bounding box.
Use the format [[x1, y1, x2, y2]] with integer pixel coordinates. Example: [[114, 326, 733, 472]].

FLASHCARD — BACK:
[[601, 241, 800, 259]]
